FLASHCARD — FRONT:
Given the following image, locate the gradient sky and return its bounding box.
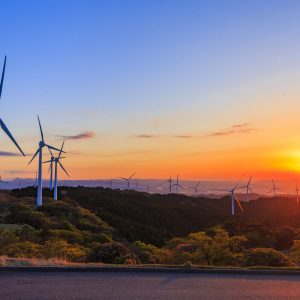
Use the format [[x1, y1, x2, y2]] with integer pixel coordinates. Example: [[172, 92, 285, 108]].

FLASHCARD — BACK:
[[1, 0, 300, 180]]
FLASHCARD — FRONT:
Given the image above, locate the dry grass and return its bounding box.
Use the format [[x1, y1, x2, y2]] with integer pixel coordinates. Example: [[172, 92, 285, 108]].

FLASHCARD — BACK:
[[0, 256, 82, 267]]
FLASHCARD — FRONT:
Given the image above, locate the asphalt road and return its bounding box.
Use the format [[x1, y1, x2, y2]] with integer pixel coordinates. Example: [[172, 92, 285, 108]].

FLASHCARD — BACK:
[[1, 271, 300, 300]]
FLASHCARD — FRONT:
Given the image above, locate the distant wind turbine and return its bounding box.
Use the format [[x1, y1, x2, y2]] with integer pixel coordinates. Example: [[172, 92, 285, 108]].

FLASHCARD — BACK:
[[44, 141, 69, 201], [28, 116, 63, 206], [211, 178, 244, 216], [47, 150, 55, 189], [238, 176, 254, 201], [269, 179, 282, 197], [159, 176, 173, 193], [188, 182, 200, 196], [118, 173, 135, 189], [172, 175, 184, 193], [105, 180, 113, 189], [0, 56, 25, 156]]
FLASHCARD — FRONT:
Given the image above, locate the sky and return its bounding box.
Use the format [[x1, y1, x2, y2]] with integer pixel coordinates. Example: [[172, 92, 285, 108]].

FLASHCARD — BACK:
[[1, 0, 300, 181]]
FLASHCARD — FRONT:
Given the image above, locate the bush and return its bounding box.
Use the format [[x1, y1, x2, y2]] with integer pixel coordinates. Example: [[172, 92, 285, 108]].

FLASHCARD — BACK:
[[90, 242, 139, 264], [275, 226, 296, 250], [244, 248, 290, 267], [41, 239, 89, 262], [5, 241, 40, 258]]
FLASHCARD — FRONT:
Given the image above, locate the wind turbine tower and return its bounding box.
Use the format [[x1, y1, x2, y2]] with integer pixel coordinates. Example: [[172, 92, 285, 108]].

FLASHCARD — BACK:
[[211, 178, 244, 216], [172, 175, 184, 193], [270, 179, 282, 197], [238, 176, 254, 201], [29, 117, 63, 206]]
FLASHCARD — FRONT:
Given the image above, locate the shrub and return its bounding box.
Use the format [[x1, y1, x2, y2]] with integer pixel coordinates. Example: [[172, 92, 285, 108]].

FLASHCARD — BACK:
[[5, 241, 40, 258], [90, 242, 139, 264], [275, 226, 296, 250], [244, 248, 290, 267]]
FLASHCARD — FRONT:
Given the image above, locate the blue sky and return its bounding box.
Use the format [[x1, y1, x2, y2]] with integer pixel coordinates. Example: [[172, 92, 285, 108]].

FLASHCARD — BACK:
[[1, 0, 300, 179]]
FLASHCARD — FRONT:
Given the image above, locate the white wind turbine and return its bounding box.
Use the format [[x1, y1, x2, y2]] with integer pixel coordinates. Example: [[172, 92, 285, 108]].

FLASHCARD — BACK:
[[47, 150, 55, 190], [28, 116, 63, 206], [237, 176, 254, 201], [269, 179, 282, 197], [211, 178, 244, 216], [44, 141, 69, 201], [188, 182, 200, 196], [118, 173, 135, 189], [172, 175, 184, 193], [0, 56, 25, 157]]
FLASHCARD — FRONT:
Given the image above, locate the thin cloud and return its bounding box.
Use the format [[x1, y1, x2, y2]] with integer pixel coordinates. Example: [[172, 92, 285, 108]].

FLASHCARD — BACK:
[[231, 123, 251, 129], [4, 170, 34, 175], [206, 123, 254, 137], [58, 131, 95, 140], [0, 151, 23, 157], [133, 134, 159, 139], [99, 150, 157, 158], [171, 135, 195, 139]]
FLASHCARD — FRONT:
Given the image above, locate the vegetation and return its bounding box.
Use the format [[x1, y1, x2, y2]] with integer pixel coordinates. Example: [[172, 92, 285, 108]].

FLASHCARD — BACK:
[[1, 187, 300, 267]]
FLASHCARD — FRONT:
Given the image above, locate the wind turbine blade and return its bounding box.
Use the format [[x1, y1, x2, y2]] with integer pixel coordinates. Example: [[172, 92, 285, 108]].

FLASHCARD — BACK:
[[233, 175, 243, 190], [48, 163, 51, 173], [129, 173, 135, 180], [43, 160, 52, 163], [37, 116, 44, 142], [247, 176, 252, 186], [46, 144, 65, 152], [47, 146, 54, 157], [178, 184, 185, 190], [28, 148, 39, 165], [196, 182, 200, 188], [0, 119, 25, 156], [58, 161, 70, 177], [234, 193, 244, 213], [118, 177, 127, 181], [0, 56, 6, 99], [58, 141, 65, 158], [158, 180, 169, 187], [249, 187, 255, 193]]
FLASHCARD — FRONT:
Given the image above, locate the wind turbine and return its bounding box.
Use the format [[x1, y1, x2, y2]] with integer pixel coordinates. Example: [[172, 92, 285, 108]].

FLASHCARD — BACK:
[[269, 179, 282, 197], [172, 175, 184, 193], [28, 116, 63, 206], [211, 178, 244, 216], [159, 176, 173, 193], [105, 180, 113, 189], [188, 182, 200, 196], [118, 173, 135, 189], [44, 141, 69, 201], [0, 56, 25, 156], [237, 176, 254, 201], [47, 149, 55, 189]]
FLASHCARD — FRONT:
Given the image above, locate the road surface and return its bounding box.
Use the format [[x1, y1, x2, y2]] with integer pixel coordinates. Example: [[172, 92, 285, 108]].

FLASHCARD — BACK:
[[1, 271, 300, 299]]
